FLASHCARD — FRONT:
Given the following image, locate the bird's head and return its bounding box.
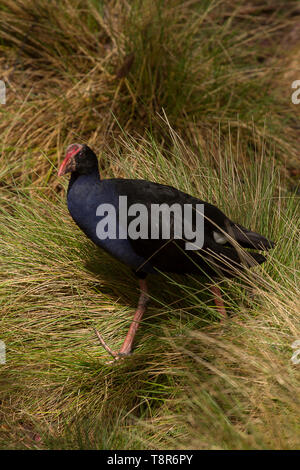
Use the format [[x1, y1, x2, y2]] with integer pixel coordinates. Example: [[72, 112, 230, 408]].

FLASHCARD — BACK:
[[58, 143, 98, 176]]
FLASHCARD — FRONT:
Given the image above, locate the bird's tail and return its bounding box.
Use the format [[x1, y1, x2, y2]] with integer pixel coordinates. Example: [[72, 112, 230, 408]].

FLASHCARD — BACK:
[[231, 223, 275, 250]]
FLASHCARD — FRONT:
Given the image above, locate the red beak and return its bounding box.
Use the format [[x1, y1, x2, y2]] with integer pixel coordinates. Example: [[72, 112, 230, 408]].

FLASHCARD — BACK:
[[58, 144, 83, 176]]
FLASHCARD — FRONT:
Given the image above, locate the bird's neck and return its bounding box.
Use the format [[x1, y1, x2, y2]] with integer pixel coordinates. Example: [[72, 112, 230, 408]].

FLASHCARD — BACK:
[[67, 169, 101, 194]]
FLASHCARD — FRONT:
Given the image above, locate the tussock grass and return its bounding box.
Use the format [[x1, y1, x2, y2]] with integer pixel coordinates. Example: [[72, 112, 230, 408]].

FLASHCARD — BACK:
[[0, 127, 299, 449], [0, 0, 299, 450], [0, 0, 299, 189]]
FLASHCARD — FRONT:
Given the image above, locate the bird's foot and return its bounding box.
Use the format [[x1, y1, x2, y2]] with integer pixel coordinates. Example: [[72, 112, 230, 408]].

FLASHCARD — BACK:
[[105, 351, 131, 364], [94, 329, 131, 364], [94, 279, 148, 363]]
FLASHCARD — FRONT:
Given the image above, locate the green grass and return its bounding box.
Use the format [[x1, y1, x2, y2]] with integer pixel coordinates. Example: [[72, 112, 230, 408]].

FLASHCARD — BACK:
[[0, 0, 299, 450], [0, 0, 299, 187], [0, 127, 299, 449]]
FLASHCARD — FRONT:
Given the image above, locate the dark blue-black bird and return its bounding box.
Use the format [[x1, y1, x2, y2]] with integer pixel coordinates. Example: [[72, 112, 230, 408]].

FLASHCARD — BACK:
[[58, 143, 274, 360]]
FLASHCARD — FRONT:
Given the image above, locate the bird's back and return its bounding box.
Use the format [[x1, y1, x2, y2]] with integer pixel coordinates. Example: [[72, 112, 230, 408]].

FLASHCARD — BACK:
[[67, 175, 274, 278]]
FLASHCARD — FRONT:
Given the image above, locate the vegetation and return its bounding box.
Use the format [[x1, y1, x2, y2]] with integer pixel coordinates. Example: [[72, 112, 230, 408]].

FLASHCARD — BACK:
[[0, 0, 299, 449]]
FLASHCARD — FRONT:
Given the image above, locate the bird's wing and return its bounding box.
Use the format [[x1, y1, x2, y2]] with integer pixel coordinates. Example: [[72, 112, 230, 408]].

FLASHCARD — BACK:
[[111, 179, 268, 275]]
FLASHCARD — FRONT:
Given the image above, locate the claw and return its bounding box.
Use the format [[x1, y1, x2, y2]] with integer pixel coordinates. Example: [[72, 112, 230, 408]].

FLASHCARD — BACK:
[[94, 329, 117, 359], [105, 351, 131, 364], [94, 329, 132, 363]]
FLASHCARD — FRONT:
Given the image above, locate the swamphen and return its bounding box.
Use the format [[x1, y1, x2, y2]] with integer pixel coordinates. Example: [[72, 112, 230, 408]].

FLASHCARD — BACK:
[[58, 143, 274, 360]]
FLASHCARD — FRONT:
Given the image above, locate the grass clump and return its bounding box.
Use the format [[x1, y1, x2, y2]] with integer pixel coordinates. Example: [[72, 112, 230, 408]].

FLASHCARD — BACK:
[[0, 127, 299, 449], [0, 0, 299, 450], [0, 0, 299, 188]]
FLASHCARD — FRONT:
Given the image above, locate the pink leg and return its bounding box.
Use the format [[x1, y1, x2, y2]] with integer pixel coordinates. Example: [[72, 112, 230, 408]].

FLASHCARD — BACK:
[[210, 285, 227, 321], [118, 279, 149, 356], [95, 279, 149, 360]]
